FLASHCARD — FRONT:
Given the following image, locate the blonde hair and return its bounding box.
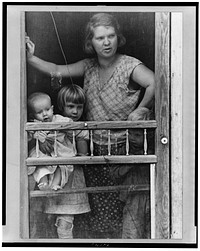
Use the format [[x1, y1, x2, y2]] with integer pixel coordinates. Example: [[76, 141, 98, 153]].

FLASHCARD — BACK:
[[28, 92, 51, 113], [84, 13, 126, 55], [57, 84, 86, 112]]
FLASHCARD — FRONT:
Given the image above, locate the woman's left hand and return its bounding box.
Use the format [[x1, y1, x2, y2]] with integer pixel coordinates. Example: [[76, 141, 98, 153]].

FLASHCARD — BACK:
[[128, 107, 150, 121], [25, 36, 35, 58]]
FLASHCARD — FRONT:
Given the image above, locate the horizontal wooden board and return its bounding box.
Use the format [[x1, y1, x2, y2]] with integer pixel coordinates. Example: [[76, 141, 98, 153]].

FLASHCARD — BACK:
[[30, 184, 150, 198], [26, 155, 157, 165], [26, 120, 157, 131]]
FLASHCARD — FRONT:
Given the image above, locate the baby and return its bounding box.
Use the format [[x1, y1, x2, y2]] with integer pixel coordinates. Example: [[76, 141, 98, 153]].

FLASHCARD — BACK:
[[28, 92, 75, 191]]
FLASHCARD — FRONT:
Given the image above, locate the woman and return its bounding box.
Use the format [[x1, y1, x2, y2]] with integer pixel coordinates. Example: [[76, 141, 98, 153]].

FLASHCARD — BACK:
[[26, 13, 155, 239]]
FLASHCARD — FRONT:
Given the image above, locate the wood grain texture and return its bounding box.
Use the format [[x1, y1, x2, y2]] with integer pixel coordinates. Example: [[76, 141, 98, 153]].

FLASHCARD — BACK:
[[20, 12, 29, 239], [171, 13, 183, 239], [26, 120, 157, 131], [26, 155, 157, 166], [155, 12, 170, 239]]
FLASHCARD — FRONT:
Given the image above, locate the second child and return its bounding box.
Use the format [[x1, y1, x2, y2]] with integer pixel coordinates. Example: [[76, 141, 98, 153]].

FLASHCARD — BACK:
[[29, 84, 90, 239], [110, 107, 154, 239]]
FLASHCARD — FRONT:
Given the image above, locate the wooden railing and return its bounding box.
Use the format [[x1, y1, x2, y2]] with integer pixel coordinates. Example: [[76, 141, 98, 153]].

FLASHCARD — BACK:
[[26, 120, 157, 198]]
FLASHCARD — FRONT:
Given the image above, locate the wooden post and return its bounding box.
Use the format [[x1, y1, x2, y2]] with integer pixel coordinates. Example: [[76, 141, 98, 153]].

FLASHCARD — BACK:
[[155, 12, 170, 239], [20, 12, 29, 238], [171, 12, 182, 239], [150, 164, 156, 238]]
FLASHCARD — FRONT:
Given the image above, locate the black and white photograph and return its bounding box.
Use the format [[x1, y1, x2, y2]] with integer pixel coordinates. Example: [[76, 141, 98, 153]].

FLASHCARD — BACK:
[[3, 3, 197, 247]]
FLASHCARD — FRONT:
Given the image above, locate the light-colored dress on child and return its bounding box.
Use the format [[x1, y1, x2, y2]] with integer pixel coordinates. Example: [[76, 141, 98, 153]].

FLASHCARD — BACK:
[[28, 114, 90, 215]]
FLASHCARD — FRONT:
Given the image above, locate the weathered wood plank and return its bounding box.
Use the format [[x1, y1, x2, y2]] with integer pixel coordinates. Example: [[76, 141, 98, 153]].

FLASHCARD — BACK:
[[171, 12, 182, 239], [26, 120, 157, 131], [155, 12, 170, 239], [30, 184, 150, 198], [150, 164, 156, 238], [26, 155, 157, 165], [20, 12, 29, 239]]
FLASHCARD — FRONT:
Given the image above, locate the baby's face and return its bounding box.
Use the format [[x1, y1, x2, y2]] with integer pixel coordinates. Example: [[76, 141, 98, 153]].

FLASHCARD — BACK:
[[129, 129, 144, 147], [32, 98, 53, 122]]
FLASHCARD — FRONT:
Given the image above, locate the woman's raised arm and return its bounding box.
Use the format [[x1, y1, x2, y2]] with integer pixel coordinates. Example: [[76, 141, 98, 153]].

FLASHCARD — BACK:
[[26, 37, 85, 78]]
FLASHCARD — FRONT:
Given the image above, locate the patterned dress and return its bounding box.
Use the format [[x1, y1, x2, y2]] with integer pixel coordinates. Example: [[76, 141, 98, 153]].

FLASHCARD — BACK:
[[74, 55, 143, 238], [110, 146, 152, 239]]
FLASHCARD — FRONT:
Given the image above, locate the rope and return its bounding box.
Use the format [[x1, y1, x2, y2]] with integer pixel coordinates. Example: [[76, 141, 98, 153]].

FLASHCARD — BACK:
[[50, 12, 74, 85]]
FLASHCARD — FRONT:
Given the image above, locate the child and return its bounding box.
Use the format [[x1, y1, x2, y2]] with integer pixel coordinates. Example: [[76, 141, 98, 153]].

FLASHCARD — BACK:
[[110, 107, 154, 239], [28, 85, 90, 239], [28, 92, 75, 191]]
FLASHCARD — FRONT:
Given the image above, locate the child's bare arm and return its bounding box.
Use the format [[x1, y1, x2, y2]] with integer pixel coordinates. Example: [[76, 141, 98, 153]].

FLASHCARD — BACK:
[[32, 131, 54, 154], [76, 139, 89, 156], [51, 168, 62, 190], [39, 140, 54, 155]]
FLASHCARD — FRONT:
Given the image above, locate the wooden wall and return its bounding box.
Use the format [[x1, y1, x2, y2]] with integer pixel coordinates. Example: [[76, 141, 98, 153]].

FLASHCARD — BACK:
[[25, 12, 155, 113]]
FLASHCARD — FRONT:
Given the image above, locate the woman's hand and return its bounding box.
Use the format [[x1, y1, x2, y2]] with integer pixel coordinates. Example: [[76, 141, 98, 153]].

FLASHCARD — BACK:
[[128, 107, 150, 121], [25, 36, 35, 59]]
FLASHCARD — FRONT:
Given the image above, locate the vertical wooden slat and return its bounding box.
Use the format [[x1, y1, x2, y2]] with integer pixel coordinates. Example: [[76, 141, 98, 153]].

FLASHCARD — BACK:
[[155, 12, 170, 239], [90, 130, 94, 156], [54, 131, 58, 157], [108, 130, 111, 155], [72, 130, 77, 156], [126, 129, 129, 155], [36, 132, 39, 158], [150, 164, 156, 238], [20, 11, 29, 238], [144, 129, 147, 155], [171, 12, 182, 239]]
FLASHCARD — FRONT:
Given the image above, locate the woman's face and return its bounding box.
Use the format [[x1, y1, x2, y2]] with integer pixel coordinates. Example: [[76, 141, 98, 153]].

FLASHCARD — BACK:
[[91, 26, 118, 58]]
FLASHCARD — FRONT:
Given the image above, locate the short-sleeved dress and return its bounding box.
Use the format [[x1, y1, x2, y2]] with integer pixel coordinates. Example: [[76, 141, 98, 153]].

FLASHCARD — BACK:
[[74, 55, 143, 238], [29, 114, 91, 215]]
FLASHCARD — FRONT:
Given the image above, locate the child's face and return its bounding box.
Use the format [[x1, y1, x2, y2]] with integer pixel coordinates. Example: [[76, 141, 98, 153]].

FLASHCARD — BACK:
[[129, 129, 144, 147], [63, 102, 84, 121], [32, 98, 54, 122]]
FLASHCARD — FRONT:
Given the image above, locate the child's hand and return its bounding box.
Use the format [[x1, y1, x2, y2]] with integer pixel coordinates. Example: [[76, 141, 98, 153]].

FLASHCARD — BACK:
[[33, 131, 48, 143], [25, 36, 35, 59], [28, 130, 35, 141], [51, 185, 62, 191], [39, 140, 54, 155]]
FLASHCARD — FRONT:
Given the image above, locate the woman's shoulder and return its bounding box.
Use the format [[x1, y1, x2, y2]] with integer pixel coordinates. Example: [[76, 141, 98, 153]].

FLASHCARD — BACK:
[[121, 54, 142, 65], [83, 57, 98, 69]]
